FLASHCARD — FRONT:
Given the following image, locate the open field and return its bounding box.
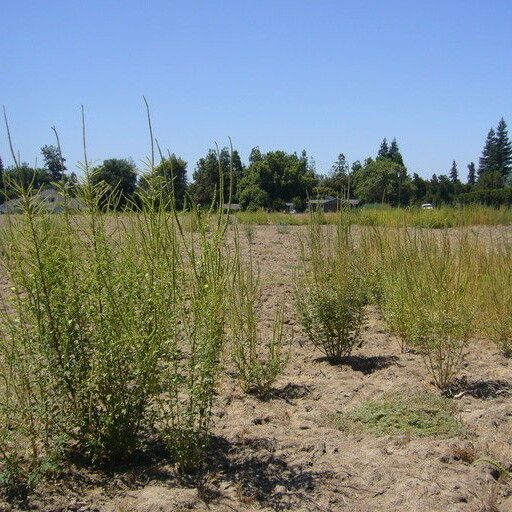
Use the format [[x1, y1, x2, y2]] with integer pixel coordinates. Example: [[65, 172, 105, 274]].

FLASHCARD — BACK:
[[0, 214, 511, 512], [233, 205, 512, 229]]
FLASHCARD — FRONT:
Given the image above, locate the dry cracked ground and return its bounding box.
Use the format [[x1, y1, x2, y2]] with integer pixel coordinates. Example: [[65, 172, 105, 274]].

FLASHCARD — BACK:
[[2, 225, 511, 512]]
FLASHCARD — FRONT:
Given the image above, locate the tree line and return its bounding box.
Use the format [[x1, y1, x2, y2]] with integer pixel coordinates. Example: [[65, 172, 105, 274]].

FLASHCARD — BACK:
[[1, 117, 511, 210]]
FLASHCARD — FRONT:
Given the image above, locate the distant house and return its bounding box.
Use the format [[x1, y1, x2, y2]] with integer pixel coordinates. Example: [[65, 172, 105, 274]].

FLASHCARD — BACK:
[[0, 188, 84, 214], [307, 196, 360, 212], [222, 203, 242, 211]]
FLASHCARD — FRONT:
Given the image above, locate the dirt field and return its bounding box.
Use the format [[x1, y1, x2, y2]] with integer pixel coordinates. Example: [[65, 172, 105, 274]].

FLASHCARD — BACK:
[[2, 225, 512, 512]]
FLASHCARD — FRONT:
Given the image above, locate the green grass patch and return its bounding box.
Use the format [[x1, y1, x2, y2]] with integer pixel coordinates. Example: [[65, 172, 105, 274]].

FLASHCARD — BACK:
[[333, 392, 463, 438], [233, 205, 512, 228]]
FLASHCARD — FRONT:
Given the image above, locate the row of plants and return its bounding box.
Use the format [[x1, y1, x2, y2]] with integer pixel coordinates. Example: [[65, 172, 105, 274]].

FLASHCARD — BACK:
[[235, 204, 512, 229], [0, 177, 288, 499], [296, 213, 512, 392]]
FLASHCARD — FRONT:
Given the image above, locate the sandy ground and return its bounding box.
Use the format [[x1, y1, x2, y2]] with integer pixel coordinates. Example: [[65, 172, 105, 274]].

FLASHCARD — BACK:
[[2, 225, 512, 512]]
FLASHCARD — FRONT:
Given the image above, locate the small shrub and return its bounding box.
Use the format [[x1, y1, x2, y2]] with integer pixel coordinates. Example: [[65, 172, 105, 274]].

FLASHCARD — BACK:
[[380, 252, 417, 353], [295, 214, 366, 362], [0, 451, 29, 501], [242, 223, 256, 244], [402, 233, 475, 390], [276, 220, 291, 235], [478, 246, 512, 357]]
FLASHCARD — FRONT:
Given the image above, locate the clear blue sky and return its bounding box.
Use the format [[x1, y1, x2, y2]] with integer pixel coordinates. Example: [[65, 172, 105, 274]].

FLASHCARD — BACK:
[[1, 0, 511, 180]]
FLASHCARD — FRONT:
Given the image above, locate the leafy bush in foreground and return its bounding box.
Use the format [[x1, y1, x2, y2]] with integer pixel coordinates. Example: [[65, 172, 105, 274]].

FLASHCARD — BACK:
[[0, 178, 231, 492]]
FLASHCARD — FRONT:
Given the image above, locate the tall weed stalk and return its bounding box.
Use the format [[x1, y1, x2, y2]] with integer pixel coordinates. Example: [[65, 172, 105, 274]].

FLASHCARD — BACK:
[[228, 228, 287, 396]]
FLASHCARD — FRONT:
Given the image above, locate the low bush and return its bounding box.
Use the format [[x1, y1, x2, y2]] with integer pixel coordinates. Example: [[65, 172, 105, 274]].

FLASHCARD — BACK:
[[242, 222, 256, 244], [409, 236, 475, 390], [276, 220, 291, 234], [377, 233, 419, 352], [295, 214, 366, 362]]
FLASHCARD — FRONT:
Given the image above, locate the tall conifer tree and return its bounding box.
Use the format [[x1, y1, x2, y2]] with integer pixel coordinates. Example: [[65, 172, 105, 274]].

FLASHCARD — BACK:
[[388, 138, 404, 165], [479, 128, 498, 175], [495, 117, 512, 179], [377, 138, 389, 159], [467, 162, 476, 185], [449, 160, 458, 183]]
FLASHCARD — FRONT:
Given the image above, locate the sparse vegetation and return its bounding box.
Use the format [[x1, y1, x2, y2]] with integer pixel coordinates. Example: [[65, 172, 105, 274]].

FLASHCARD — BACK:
[[3, 3, 512, 506], [1, 115, 511, 510], [478, 243, 512, 356], [234, 205, 512, 228], [333, 392, 463, 438], [228, 232, 288, 396]]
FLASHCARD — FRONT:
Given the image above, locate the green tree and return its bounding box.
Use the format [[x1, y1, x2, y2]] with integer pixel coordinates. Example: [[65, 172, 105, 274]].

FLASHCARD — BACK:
[[495, 117, 512, 180], [478, 128, 498, 176], [435, 175, 455, 204], [190, 148, 243, 206], [321, 153, 350, 197], [411, 173, 428, 204], [91, 158, 138, 208], [237, 178, 268, 211], [140, 155, 187, 208], [41, 144, 66, 181], [331, 153, 348, 176], [249, 146, 263, 164], [238, 150, 317, 210], [377, 138, 389, 159], [4, 164, 52, 193], [477, 170, 504, 189], [351, 160, 362, 173], [467, 162, 476, 185], [425, 174, 439, 203], [388, 138, 404, 165], [351, 158, 410, 206], [449, 160, 459, 183]]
